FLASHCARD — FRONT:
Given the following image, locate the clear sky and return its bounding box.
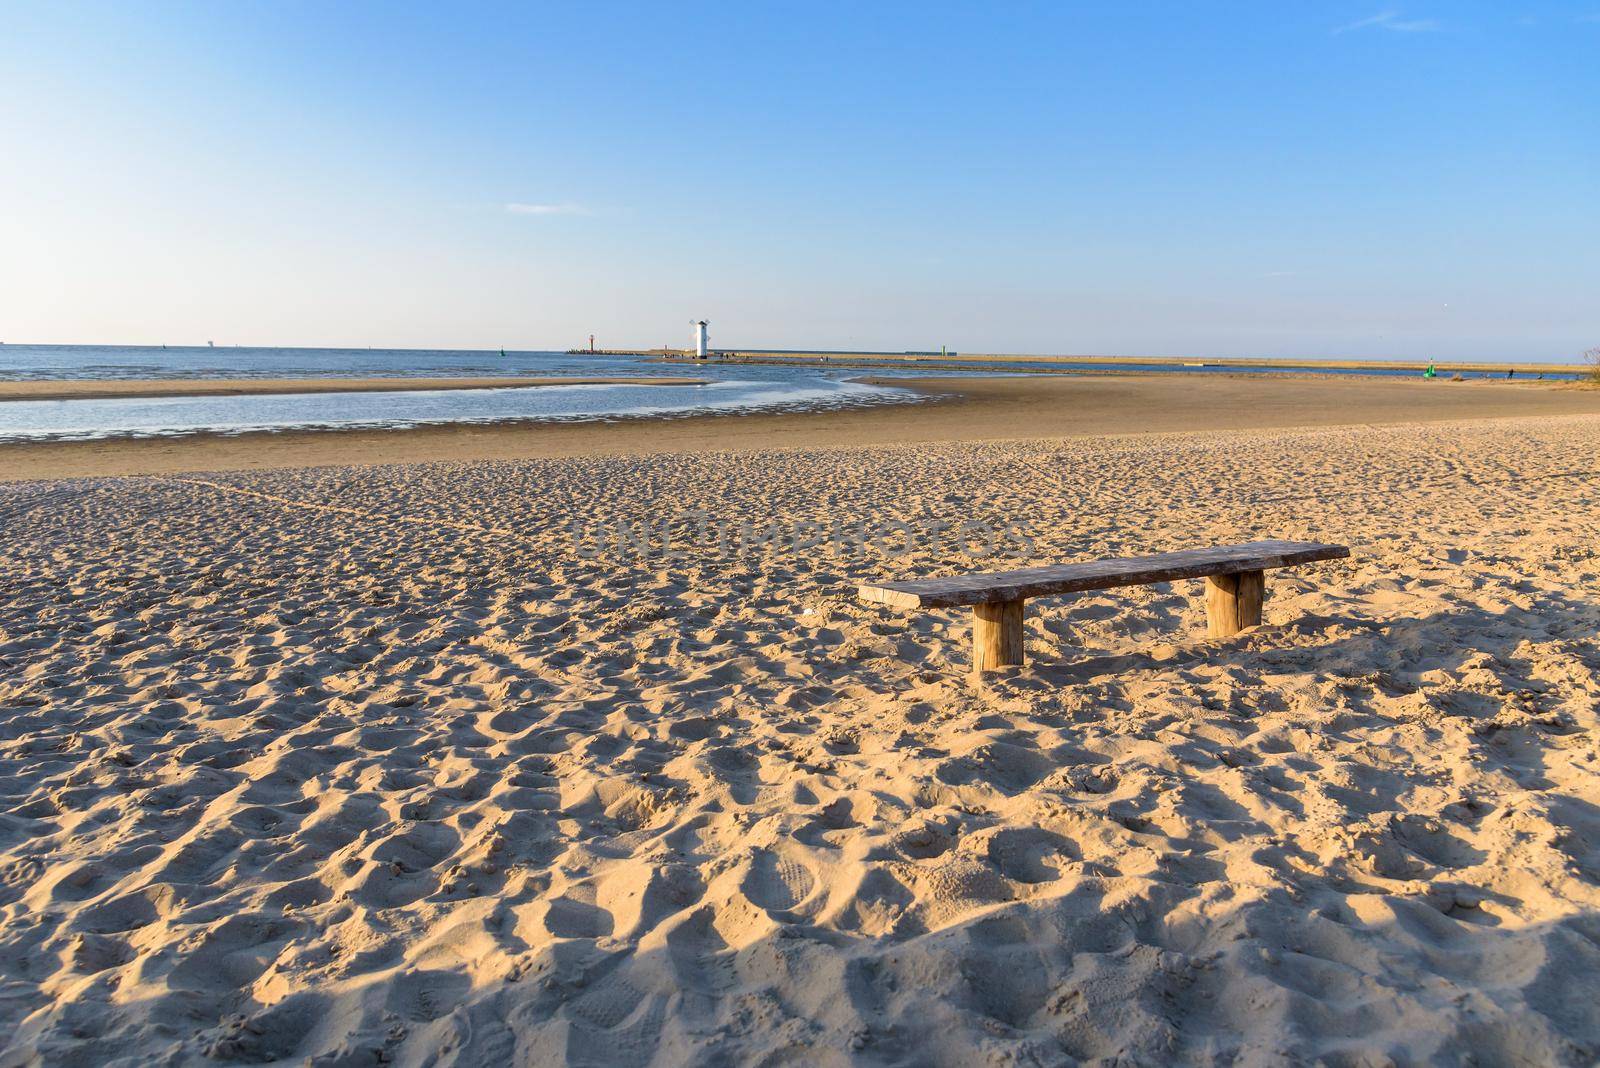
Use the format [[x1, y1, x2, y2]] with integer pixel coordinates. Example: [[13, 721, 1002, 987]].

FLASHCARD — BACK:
[[2, 2, 1595, 360]]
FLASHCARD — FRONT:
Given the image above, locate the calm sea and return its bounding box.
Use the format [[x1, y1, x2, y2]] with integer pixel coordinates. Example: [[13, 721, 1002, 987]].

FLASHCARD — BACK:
[[0, 346, 926, 442], [0, 344, 1575, 443]]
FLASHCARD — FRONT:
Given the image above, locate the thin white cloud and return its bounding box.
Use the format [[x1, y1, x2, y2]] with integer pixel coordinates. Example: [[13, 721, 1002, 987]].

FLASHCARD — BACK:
[[1334, 10, 1440, 34], [504, 202, 591, 216]]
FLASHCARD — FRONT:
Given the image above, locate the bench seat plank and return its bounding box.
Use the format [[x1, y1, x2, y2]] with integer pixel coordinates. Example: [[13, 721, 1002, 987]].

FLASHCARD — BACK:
[[859, 539, 1348, 610]]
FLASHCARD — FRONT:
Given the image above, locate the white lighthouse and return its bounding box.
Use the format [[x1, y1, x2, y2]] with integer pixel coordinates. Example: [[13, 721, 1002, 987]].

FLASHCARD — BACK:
[[693, 319, 709, 360]]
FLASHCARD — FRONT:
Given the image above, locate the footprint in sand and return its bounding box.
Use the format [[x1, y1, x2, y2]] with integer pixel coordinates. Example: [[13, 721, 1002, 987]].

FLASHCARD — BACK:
[[595, 864, 705, 942], [979, 827, 1079, 884], [40, 859, 118, 904], [167, 913, 303, 993], [541, 895, 616, 939], [739, 847, 818, 913], [153, 827, 247, 885], [63, 931, 133, 974], [891, 815, 960, 860], [566, 971, 651, 1030], [77, 885, 175, 934], [386, 968, 472, 1023]]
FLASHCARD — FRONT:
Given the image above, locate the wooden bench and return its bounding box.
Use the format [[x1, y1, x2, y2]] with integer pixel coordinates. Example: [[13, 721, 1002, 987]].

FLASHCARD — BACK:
[[859, 539, 1349, 672]]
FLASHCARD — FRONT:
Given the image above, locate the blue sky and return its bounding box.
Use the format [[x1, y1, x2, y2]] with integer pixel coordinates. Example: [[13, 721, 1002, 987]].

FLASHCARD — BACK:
[[2, 2, 1595, 360]]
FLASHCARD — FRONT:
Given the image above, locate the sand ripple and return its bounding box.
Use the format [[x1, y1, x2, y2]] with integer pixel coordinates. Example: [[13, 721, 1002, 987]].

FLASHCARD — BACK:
[[1, 415, 1598, 1065]]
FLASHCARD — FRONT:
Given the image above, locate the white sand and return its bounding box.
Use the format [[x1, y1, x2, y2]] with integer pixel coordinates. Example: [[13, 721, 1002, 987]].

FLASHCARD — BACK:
[[1, 414, 1598, 1065]]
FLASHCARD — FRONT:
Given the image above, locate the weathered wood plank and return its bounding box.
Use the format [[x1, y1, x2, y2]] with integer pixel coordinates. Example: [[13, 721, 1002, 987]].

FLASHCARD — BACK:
[[972, 600, 1025, 671], [859, 540, 1347, 610], [1205, 569, 1265, 637]]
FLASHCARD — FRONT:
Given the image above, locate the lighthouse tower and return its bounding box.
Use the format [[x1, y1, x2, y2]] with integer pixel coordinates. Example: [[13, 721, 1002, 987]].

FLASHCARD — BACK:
[[693, 320, 709, 360]]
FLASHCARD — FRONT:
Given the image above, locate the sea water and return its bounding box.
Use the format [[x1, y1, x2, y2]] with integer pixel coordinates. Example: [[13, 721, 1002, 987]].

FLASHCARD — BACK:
[[0, 344, 1575, 442]]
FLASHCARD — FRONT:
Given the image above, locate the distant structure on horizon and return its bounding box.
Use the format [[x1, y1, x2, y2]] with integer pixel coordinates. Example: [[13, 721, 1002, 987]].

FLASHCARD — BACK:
[[693, 319, 709, 360]]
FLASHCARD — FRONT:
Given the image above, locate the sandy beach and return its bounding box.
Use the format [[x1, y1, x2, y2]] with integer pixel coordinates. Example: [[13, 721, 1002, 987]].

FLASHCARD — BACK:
[[1, 405, 1598, 1064], [10, 0, 1597, 1059], [4, 373, 1599, 481]]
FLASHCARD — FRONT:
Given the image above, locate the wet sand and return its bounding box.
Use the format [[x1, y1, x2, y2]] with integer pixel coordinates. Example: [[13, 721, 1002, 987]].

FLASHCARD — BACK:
[[3, 373, 1598, 481]]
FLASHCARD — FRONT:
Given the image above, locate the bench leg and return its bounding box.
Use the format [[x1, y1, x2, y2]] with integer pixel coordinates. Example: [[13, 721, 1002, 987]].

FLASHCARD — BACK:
[[1205, 570, 1264, 637], [973, 599, 1025, 672]]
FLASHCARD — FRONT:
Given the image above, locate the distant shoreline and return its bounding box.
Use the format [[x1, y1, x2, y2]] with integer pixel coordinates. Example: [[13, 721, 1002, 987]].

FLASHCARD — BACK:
[[647, 350, 1585, 377], [0, 376, 707, 404]]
